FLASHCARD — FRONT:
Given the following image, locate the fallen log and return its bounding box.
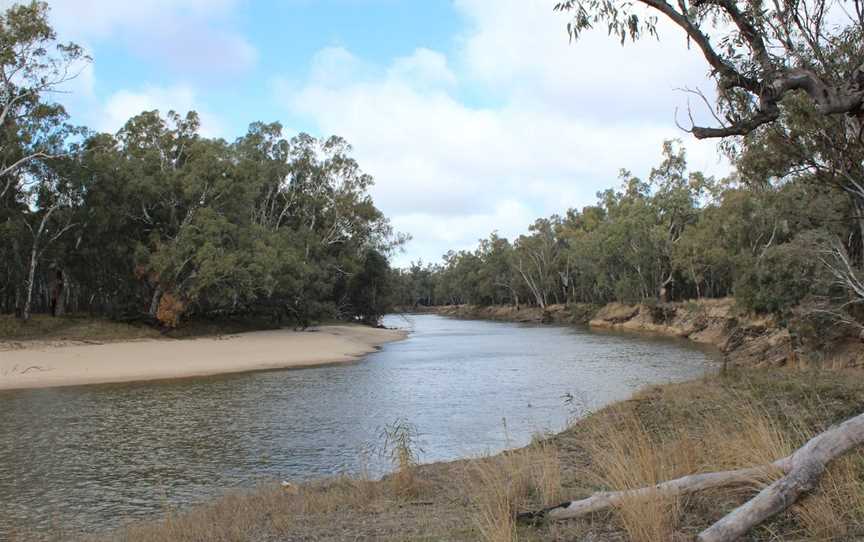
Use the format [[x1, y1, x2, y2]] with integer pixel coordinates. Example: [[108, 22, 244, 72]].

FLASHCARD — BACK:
[[516, 461, 789, 523], [517, 411, 864, 542], [698, 410, 864, 542]]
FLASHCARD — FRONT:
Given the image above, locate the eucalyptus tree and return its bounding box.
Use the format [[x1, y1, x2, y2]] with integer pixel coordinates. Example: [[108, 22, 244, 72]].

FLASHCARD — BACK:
[[347, 248, 391, 324], [554, 0, 863, 138], [19, 155, 81, 320], [107, 110, 245, 320], [554, 0, 863, 252], [387, 260, 437, 308], [476, 232, 521, 306], [557, 205, 608, 303], [0, 1, 86, 203], [0, 1, 85, 316], [512, 217, 565, 308], [239, 129, 399, 325]]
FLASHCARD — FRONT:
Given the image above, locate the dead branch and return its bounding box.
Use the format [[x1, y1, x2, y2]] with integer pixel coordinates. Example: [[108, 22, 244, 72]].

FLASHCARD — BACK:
[[517, 410, 864, 542], [699, 410, 864, 541]]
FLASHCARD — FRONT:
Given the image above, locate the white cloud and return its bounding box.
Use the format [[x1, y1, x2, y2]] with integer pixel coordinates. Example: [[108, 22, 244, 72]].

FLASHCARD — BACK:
[[394, 199, 537, 264], [388, 48, 457, 89], [455, 0, 717, 122], [277, 0, 729, 266], [98, 85, 226, 138], [1, 0, 248, 138], [42, 0, 238, 38], [42, 0, 256, 75]]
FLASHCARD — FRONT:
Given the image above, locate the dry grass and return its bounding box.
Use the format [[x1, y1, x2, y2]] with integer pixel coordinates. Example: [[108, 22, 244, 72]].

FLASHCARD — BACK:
[[0, 314, 160, 343], [578, 399, 804, 541], [542, 370, 863, 542], [111, 484, 293, 542], [0, 314, 283, 344], [378, 419, 426, 498], [794, 452, 864, 540], [466, 439, 561, 542], [96, 476, 402, 542], [583, 410, 684, 542]]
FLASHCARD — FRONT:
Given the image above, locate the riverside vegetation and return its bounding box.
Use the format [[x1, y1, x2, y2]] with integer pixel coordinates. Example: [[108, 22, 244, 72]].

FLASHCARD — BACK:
[[0, 2, 404, 332], [3, 0, 864, 540]]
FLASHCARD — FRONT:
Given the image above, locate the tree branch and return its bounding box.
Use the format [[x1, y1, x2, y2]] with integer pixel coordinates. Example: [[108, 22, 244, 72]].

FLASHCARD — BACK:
[[518, 409, 864, 542]]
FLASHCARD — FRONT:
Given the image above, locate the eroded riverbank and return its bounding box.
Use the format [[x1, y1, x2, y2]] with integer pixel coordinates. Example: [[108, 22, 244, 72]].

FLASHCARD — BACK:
[[419, 299, 864, 369]]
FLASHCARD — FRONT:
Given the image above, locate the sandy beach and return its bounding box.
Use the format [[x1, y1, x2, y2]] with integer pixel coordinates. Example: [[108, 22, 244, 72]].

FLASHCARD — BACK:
[[0, 325, 406, 390]]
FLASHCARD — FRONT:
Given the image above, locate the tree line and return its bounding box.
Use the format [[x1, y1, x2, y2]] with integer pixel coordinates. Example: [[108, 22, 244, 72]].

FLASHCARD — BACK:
[[391, 138, 850, 320], [0, 2, 401, 328]]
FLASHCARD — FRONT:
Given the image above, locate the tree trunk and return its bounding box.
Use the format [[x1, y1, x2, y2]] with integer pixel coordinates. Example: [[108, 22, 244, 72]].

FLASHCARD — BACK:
[[14, 286, 22, 318], [149, 285, 163, 318], [698, 410, 864, 542], [518, 410, 864, 542], [518, 463, 786, 523], [56, 273, 67, 316], [50, 268, 64, 317], [22, 239, 39, 321]]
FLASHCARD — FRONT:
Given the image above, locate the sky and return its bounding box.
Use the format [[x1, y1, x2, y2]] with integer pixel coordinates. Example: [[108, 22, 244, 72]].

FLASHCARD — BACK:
[[10, 0, 730, 267]]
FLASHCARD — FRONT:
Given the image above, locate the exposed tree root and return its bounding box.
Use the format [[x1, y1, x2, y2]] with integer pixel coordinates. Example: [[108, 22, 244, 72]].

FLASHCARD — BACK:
[[517, 411, 864, 542]]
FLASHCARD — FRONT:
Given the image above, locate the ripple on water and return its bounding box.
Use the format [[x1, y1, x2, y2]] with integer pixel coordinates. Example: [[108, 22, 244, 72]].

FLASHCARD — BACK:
[[0, 314, 716, 537]]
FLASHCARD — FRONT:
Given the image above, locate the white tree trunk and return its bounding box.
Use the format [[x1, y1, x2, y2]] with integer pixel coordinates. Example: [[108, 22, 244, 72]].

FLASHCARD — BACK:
[[519, 410, 864, 542], [22, 206, 56, 321], [22, 240, 39, 321], [518, 462, 788, 522], [698, 410, 864, 542], [149, 285, 163, 318]]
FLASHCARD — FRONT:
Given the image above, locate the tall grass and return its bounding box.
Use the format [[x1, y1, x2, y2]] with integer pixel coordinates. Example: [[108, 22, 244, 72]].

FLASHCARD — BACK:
[[794, 452, 864, 540], [583, 410, 683, 542], [576, 390, 810, 542], [467, 439, 561, 542]]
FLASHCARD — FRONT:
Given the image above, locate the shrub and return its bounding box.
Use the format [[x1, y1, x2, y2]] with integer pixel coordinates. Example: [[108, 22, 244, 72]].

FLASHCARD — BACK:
[[734, 231, 833, 315], [156, 292, 186, 328]]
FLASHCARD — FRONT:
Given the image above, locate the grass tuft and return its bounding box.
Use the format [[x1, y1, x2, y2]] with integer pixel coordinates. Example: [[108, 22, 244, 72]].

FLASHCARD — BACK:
[[378, 418, 425, 498], [466, 439, 561, 542]]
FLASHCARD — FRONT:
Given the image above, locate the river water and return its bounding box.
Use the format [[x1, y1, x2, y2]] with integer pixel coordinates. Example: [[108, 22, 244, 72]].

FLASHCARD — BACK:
[[0, 314, 717, 538]]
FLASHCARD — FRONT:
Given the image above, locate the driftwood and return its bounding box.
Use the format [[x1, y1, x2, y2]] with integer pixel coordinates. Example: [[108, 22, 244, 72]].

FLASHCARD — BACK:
[[517, 411, 864, 542]]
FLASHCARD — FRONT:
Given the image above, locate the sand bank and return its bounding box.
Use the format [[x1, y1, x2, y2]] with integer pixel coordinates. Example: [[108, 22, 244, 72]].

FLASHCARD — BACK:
[[0, 325, 406, 390]]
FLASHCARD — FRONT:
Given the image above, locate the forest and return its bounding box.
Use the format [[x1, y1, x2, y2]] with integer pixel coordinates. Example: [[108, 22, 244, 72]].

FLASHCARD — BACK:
[[0, 2, 402, 329], [392, 138, 851, 319]]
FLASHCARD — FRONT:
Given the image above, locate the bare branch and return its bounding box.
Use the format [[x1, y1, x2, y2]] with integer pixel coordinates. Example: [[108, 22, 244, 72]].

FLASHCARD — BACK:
[[692, 106, 781, 138]]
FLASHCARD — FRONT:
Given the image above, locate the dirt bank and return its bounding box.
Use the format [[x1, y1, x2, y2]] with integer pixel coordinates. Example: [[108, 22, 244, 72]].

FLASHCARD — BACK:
[[416, 299, 864, 369]]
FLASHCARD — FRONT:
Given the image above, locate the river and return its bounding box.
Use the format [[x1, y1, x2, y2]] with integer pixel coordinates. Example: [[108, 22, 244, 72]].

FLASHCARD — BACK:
[[0, 314, 717, 538]]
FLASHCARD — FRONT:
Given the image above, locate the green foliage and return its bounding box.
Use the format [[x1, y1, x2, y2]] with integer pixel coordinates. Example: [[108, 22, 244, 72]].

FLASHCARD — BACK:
[[3, 1, 863, 339], [393, 137, 858, 327], [0, 4, 407, 327], [734, 231, 834, 315], [348, 249, 392, 325]]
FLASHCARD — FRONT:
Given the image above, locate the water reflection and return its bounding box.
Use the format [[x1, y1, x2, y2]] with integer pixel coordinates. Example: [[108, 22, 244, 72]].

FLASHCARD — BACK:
[[0, 314, 716, 537]]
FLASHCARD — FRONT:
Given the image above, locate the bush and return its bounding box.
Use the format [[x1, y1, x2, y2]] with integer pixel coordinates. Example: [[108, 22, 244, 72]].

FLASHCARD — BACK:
[[734, 231, 833, 315], [156, 292, 186, 328]]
